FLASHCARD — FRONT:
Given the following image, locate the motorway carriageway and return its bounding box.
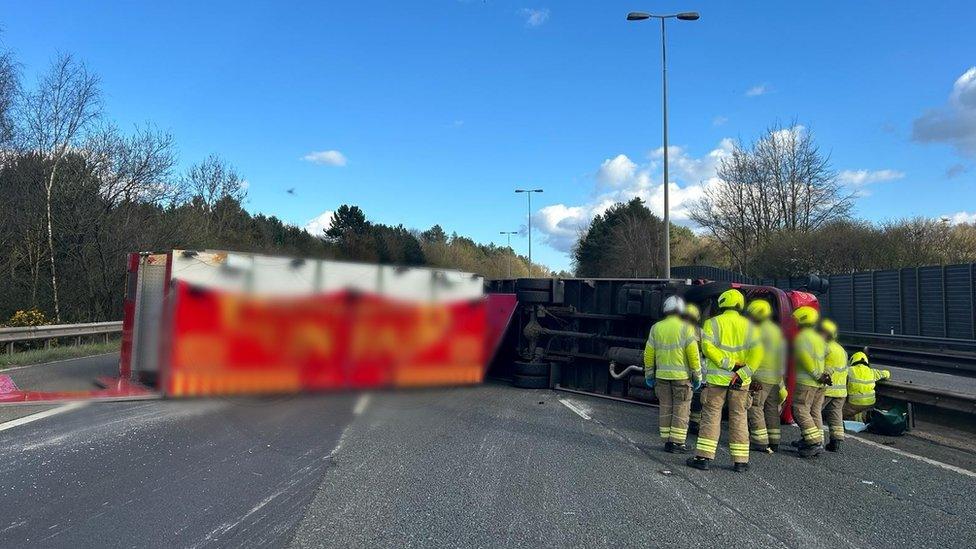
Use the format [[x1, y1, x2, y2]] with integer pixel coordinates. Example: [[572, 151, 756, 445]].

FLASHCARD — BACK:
[[1, 355, 975, 548]]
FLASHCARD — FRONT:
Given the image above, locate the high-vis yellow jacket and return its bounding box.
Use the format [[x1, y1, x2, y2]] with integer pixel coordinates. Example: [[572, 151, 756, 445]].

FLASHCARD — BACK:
[[701, 310, 763, 387], [794, 327, 827, 388], [643, 315, 701, 381], [753, 319, 786, 385], [847, 364, 890, 406], [824, 340, 849, 397]]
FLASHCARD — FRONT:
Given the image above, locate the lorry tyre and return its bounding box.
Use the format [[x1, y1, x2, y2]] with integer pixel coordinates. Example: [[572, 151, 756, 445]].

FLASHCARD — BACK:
[[628, 387, 655, 402], [628, 374, 646, 388], [516, 290, 550, 304], [514, 360, 550, 377], [513, 374, 549, 389], [516, 279, 552, 291]]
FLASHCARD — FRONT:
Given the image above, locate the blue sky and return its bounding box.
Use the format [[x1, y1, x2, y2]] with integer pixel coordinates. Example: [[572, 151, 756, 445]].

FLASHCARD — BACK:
[[2, 1, 974, 271]]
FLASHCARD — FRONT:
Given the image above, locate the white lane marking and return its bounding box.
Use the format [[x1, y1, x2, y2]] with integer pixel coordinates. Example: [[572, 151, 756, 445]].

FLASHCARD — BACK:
[[558, 398, 591, 420], [850, 435, 976, 479], [0, 352, 117, 372], [353, 393, 371, 415], [0, 401, 88, 432]]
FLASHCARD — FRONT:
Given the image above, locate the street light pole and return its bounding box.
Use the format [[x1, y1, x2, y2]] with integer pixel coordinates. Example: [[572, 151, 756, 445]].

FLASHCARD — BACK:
[[499, 230, 518, 278], [627, 10, 699, 279], [515, 188, 543, 276]]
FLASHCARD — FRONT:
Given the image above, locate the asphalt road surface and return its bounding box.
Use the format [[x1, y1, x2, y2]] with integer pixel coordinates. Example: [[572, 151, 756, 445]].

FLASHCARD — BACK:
[[2, 358, 975, 548]]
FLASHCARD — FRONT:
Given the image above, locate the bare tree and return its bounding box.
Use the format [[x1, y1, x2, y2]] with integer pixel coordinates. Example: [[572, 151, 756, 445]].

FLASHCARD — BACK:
[[689, 123, 853, 274], [0, 37, 18, 153], [84, 122, 179, 206], [182, 154, 247, 237], [21, 54, 101, 321]]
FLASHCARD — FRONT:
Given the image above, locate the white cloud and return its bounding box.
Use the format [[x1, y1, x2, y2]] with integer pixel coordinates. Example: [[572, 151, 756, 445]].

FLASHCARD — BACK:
[[303, 210, 335, 236], [947, 211, 976, 225], [712, 115, 728, 127], [912, 67, 976, 157], [532, 139, 734, 253], [302, 150, 347, 167], [596, 154, 637, 187], [745, 84, 769, 97], [520, 8, 550, 27], [837, 169, 905, 187]]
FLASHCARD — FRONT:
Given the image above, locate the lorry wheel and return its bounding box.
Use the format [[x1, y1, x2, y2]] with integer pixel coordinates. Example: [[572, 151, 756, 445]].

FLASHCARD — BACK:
[[516, 278, 552, 291], [514, 360, 550, 376], [628, 374, 646, 388], [516, 290, 550, 304], [512, 374, 549, 389]]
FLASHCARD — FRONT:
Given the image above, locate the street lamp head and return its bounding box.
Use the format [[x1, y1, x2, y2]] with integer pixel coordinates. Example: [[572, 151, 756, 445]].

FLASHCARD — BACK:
[[627, 12, 651, 21], [676, 12, 700, 20], [532, 189, 544, 193]]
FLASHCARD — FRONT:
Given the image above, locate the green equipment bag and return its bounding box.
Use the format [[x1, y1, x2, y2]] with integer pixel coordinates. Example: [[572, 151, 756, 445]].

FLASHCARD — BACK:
[[866, 406, 908, 436]]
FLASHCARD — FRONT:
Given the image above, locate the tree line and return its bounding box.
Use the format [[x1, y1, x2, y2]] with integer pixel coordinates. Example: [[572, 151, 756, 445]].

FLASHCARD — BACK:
[[0, 48, 543, 324], [573, 124, 976, 278]]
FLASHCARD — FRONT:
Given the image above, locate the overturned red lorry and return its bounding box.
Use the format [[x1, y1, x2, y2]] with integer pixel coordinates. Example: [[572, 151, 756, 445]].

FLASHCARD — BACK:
[[1, 250, 822, 415]]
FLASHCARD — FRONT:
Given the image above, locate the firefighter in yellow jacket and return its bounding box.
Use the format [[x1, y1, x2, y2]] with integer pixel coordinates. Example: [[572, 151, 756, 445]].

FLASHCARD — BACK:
[[687, 289, 763, 472], [819, 319, 848, 452], [745, 299, 786, 453], [844, 351, 891, 418], [644, 295, 702, 453], [791, 306, 831, 458]]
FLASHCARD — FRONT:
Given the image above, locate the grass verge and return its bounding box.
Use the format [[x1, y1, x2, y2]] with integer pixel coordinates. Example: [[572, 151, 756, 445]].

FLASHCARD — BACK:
[[0, 340, 120, 369]]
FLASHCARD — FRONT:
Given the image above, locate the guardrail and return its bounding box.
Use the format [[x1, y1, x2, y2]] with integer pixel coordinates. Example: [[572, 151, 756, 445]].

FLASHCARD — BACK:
[[841, 331, 976, 378], [0, 322, 123, 354], [877, 380, 976, 415], [841, 331, 976, 353]]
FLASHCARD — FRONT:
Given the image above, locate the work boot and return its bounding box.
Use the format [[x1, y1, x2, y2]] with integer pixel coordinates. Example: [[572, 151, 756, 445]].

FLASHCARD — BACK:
[[751, 443, 771, 453], [826, 440, 841, 453], [686, 456, 711, 470], [769, 444, 780, 453], [732, 462, 750, 473], [798, 441, 822, 458], [667, 443, 689, 454]]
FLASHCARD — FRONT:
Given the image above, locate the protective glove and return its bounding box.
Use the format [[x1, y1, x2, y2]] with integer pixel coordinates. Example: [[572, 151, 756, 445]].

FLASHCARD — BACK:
[[881, 370, 891, 380], [645, 376, 656, 389], [818, 373, 832, 386], [691, 375, 702, 392], [729, 364, 744, 389], [750, 381, 764, 393], [778, 386, 788, 404]]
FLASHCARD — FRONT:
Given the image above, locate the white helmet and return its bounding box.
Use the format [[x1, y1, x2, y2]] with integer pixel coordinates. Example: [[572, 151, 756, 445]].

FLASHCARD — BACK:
[[662, 295, 686, 316]]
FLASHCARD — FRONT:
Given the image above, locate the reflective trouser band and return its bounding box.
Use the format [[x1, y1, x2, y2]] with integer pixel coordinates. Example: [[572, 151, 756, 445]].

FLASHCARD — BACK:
[[768, 428, 781, 442], [750, 428, 769, 444], [729, 442, 750, 459], [670, 427, 688, 444], [660, 426, 671, 438], [802, 426, 823, 442], [830, 426, 845, 436], [696, 437, 718, 457]]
